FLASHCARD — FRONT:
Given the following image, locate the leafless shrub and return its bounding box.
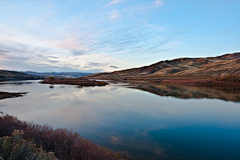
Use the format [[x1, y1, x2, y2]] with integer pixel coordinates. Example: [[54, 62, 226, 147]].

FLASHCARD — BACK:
[[49, 77, 55, 81], [0, 115, 131, 160], [0, 130, 57, 160], [211, 74, 219, 78], [215, 74, 240, 83]]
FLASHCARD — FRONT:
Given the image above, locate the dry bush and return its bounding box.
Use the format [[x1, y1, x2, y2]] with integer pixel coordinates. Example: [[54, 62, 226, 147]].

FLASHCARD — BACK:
[[0, 130, 57, 160], [0, 114, 131, 160], [220, 73, 229, 77], [215, 74, 240, 83], [49, 77, 55, 81], [211, 74, 219, 78]]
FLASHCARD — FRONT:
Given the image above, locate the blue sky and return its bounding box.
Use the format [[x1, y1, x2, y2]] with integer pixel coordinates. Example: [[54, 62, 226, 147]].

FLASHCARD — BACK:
[[0, 0, 239, 72]]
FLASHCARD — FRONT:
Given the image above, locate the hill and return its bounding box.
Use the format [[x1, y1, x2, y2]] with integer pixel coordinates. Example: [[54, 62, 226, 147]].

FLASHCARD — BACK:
[[22, 71, 92, 78], [87, 52, 240, 80], [0, 70, 41, 81]]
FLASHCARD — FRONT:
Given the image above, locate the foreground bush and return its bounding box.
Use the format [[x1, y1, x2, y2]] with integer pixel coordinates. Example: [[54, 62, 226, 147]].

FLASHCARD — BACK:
[[0, 114, 130, 160], [0, 130, 57, 160]]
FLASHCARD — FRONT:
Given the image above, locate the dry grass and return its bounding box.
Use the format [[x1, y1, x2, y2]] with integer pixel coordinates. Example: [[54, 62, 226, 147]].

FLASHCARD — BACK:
[[0, 70, 40, 81], [40, 77, 108, 87], [87, 53, 240, 79], [214, 74, 240, 83]]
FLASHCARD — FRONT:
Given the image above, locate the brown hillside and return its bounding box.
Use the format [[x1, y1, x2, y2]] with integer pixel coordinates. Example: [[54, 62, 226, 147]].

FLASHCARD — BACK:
[[0, 70, 41, 80], [87, 52, 240, 79]]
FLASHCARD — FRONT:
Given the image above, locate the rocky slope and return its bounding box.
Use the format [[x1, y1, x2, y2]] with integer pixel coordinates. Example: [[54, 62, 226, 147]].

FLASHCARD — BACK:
[[87, 52, 240, 79]]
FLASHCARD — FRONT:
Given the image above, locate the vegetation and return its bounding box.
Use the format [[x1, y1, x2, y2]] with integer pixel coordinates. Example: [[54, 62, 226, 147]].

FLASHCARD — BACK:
[[87, 52, 240, 80], [160, 77, 240, 87], [0, 130, 57, 160], [0, 114, 131, 160], [0, 70, 41, 81], [40, 77, 108, 87], [214, 74, 240, 83], [48, 76, 55, 81], [130, 83, 240, 102]]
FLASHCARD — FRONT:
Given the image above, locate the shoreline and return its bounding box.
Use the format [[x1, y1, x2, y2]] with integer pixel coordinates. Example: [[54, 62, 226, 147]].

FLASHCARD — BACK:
[[0, 91, 27, 100], [0, 77, 43, 82], [90, 76, 240, 88]]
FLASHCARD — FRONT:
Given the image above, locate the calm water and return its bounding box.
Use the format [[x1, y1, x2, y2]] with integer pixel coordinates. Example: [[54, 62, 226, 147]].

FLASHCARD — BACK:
[[0, 80, 240, 160]]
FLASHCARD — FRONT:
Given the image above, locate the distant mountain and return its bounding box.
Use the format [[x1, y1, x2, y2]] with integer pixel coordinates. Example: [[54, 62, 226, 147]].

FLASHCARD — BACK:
[[87, 52, 240, 79], [22, 71, 92, 78], [0, 70, 41, 81]]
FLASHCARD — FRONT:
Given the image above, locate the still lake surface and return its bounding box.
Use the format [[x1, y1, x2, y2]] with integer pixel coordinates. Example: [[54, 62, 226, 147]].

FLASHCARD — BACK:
[[0, 80, 240, 160]]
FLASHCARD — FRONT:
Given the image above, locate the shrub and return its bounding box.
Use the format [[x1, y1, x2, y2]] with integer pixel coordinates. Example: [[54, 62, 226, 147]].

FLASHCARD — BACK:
[[215, 74, 240, 83], [0, 114, 131, 160], [211, 74, 219, 78], [49, 77, 55, 81], [0, 130, 57, 160]]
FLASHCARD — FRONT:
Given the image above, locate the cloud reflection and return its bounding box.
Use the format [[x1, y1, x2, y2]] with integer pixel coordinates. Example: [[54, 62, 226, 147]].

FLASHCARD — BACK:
[[1, 81, 240, 159]]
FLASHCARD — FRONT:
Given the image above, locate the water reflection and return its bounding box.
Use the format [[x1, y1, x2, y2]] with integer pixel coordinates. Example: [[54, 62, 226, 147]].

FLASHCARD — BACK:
[[129, 83, 240, 103], [0, 80, 240, 160]]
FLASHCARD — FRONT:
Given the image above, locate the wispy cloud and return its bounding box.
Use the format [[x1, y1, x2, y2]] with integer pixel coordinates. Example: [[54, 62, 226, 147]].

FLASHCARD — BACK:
[[84, 62, 109, 68], [105, 0, 124, 7], [110, 136, 122, 144], [56, 35, 90, 55], [0, 0, 178, 72], [109, 10, 121, 20], [109, 65, 118, 68], [154, 0, 164, 6], [0, 0, 238, 73]]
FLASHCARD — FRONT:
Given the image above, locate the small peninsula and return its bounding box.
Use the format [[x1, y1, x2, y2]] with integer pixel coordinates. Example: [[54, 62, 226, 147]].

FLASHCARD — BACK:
[[0, 91, 27, 100], [39, 77, 108, 86]]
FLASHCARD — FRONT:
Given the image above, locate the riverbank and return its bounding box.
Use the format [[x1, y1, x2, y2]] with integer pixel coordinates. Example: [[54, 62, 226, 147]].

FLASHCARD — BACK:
[[94, 74, 240, 88], [160, 78, 240, 87]]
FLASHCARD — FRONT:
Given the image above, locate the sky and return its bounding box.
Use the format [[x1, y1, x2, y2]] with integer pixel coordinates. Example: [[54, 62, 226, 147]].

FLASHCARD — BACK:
[[0, 0, 239, 73]]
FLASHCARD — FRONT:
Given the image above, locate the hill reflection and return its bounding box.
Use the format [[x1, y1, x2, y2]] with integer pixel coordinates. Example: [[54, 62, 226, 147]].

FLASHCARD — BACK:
[[128, 83, 240, 103]]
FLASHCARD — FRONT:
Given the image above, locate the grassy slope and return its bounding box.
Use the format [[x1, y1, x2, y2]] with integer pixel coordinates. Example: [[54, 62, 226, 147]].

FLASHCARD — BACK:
[[87, 52, 240, 79], [0, 70, 41, 80]]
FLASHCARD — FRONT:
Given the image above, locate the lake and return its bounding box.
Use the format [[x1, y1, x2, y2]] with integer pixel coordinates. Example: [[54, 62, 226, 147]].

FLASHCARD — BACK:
[[0, 80, 240, 160]]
